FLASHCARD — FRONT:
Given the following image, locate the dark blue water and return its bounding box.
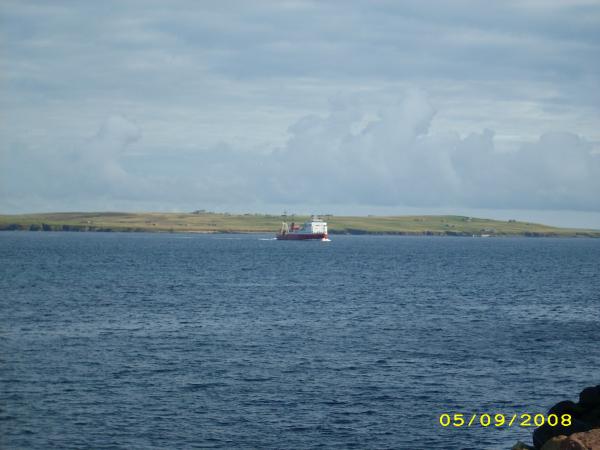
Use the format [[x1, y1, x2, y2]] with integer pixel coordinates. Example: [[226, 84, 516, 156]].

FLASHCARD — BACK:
[[1, 232, 599, 449]]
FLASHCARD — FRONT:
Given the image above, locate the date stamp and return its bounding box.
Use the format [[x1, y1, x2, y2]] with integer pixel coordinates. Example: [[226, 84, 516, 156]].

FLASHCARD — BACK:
[[438, 413, 572, 428]]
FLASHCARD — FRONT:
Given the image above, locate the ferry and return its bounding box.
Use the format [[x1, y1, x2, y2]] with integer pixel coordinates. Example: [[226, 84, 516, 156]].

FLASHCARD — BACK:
[[276, 216, 330, 241]]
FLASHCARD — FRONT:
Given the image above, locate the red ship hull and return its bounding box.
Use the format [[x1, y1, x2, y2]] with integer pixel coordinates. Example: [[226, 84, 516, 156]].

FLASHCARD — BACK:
[[276, 233, 328, 241]]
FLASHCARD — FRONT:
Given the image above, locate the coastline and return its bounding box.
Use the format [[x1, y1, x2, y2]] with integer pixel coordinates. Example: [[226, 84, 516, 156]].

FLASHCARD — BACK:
[[1, 212, 599, 238]]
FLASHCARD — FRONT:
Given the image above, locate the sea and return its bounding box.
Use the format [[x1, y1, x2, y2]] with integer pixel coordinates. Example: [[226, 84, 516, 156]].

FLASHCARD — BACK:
[[1, 232, 599, 450]]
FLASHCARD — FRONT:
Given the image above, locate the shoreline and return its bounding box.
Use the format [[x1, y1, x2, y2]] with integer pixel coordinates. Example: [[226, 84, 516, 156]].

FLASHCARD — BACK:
[[1, 212, 599, 238], [2, 227, 599, 239]]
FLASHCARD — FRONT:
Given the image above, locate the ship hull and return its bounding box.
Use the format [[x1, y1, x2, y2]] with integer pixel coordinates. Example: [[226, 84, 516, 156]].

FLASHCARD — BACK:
[[276, 233, 329, 241]]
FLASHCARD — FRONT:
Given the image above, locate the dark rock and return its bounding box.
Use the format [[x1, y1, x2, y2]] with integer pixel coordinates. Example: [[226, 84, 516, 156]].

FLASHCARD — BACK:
[[579, 386, 600, 408], [549, 401, 586, 418], [533, 385, 600, 449], [582, 406, 600, 428], [513, 441, 536, 450]]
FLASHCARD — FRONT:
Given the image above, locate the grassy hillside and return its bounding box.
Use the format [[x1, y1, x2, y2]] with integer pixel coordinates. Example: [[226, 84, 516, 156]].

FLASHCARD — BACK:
[[0, 212, 598, 237]]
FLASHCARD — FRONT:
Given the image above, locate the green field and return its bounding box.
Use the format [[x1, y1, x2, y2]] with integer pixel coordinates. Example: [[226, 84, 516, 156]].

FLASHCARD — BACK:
[[0, 212, 598, 237]]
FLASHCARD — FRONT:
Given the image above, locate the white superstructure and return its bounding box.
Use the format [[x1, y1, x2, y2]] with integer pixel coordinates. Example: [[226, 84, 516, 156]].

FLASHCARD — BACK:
[[304, 216, 328, 234]]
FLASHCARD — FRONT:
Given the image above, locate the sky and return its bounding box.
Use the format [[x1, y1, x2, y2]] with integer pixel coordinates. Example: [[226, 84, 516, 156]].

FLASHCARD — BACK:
[[1, 0, 600, 227]]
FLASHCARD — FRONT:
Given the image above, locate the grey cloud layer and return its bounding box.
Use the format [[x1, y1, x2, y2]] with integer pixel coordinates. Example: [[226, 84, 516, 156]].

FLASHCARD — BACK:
[[3, 0, 599, 108]]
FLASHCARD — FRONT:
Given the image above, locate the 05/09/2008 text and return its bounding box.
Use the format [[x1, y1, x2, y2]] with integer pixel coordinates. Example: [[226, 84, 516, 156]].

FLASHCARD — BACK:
[[438, 413, 571, 428]]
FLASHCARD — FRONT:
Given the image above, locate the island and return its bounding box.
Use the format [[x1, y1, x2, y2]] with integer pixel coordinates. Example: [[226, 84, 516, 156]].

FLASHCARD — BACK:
[[1, 212, 599, 237]]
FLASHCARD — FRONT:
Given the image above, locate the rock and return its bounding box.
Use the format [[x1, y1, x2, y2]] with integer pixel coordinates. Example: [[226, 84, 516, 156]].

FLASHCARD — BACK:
[[533, 386, 600, 449], [540, 429, 600, 450], [540, 436, 568, 450], [567, 428, 600, 449], [582, 406, 600, 428], [534, 421, 591, 449], [513, 441, 536, 450], [579, 386, 600, 408], [549, 401, 585, 418]]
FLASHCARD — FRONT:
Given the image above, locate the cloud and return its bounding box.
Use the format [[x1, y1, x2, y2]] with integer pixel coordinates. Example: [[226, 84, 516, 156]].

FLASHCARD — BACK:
[[253, 90, 600, 211], [3, 91, 598, 214], [77, 115, 143, 190], [1, 115, 147, 209], [1, 1, 599, 221]]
